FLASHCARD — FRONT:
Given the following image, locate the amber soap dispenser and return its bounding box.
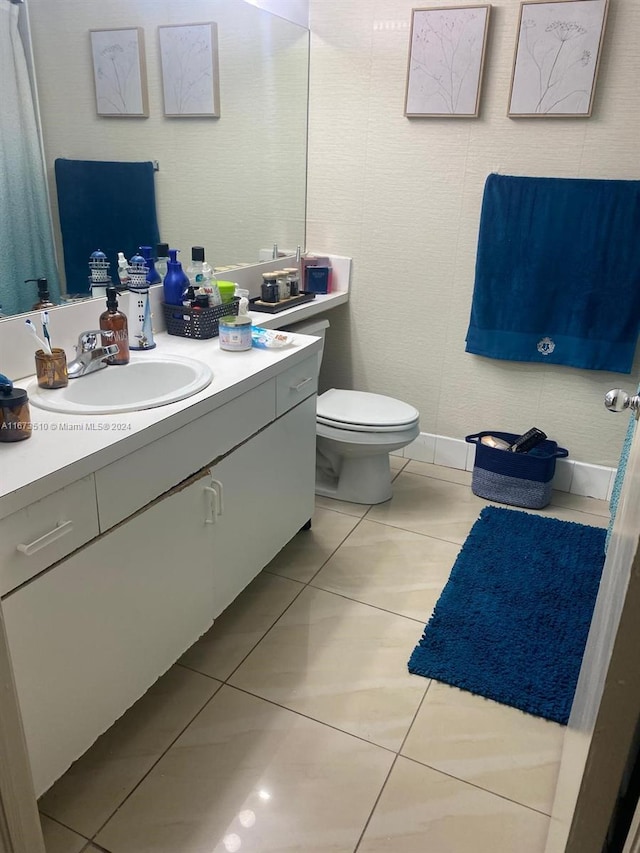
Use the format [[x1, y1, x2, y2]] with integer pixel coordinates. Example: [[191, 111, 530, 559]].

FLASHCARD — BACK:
[[99, 287, 130, 365]]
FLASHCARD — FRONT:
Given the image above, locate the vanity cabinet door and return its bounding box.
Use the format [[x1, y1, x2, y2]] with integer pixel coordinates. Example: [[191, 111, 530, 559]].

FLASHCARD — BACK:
[[211, 395, 316, 615], [2, 468, 216, 797]]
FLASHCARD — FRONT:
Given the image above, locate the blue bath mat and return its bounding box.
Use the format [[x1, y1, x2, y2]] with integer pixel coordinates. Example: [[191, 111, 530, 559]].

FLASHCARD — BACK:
[[408, 506, 606, 724]]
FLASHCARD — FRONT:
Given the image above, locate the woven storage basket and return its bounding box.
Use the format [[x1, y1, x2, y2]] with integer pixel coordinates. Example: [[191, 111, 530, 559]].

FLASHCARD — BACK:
[[465, 431, 568, 509], [163, 298, 239, 340]]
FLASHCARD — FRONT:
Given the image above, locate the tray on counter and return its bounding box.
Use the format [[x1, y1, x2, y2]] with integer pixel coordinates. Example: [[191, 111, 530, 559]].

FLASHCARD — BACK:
[[249, 292, 316, 314]]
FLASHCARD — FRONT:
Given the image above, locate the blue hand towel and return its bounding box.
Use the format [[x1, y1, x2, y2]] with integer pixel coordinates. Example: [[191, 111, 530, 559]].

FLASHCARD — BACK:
[[55, 159, 159, 295], [465, 174, 640, 373]]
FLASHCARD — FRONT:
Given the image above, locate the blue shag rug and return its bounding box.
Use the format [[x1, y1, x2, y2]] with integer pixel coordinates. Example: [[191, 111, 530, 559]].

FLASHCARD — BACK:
[[408, 506, 606, 724]]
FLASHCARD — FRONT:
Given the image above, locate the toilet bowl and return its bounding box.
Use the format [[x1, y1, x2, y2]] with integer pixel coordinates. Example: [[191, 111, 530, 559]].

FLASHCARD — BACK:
[[282, 318, 420, 505]]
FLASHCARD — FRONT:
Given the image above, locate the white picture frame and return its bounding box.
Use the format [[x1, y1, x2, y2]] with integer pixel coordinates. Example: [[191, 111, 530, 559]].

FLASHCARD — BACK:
[[89, 28, 148, 118], [508, 0, 609, 117], [404, 5, 491, 118], [158, 23, 220, 118]]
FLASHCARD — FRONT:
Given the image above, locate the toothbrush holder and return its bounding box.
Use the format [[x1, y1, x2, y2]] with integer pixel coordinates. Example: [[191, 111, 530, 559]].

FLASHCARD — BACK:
[[35, 348, 68, 389]]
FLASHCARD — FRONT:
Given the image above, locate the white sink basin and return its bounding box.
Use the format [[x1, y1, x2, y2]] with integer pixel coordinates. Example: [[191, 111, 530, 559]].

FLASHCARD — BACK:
[[28, 354, 213, 415]]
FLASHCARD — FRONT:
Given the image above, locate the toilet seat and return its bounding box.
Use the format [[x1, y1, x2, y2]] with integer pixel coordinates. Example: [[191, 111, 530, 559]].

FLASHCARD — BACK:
[[317, 389, 419, 433]]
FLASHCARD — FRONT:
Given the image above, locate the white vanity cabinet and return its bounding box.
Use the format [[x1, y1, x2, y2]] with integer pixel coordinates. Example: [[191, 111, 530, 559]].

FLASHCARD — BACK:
[[0, 350, 318, 797], [2, 467, 217, 797]]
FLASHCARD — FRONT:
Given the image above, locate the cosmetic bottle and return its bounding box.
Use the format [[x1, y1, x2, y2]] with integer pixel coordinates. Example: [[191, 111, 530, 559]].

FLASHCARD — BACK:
[[139, 246, 162, 286], [163, 249, 189, 306], [155, 243, 170, 279], [25, 278, 56, 310], [117, 252, 130, 289], [99, 287, 130, 365], [186, 246, 221, 306]]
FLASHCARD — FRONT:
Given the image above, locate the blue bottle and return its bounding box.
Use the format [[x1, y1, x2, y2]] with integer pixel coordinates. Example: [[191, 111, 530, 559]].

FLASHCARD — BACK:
[[139, 246, 162, 286], [163, 249, 189, 306]]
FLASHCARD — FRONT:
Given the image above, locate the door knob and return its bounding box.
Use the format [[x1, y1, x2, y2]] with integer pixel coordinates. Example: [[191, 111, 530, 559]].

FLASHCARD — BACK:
[[604, 389, 640, 414]]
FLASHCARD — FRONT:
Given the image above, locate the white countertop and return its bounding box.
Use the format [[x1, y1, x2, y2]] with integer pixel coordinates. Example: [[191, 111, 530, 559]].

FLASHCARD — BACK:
[[0, 331, 321, 522]]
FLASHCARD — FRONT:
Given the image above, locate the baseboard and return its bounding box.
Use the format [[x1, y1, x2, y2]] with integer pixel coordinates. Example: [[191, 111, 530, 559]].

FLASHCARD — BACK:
[[394, 433, 616, 503]]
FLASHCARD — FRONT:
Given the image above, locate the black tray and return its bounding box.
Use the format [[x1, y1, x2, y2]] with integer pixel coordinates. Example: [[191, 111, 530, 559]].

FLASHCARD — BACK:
[[249, 292, 316, 314]]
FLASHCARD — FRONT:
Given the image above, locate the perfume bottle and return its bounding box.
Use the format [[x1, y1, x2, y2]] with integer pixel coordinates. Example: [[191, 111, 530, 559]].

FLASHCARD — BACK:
[[99, 287, 130, 365], [155, 242, 170, 279]]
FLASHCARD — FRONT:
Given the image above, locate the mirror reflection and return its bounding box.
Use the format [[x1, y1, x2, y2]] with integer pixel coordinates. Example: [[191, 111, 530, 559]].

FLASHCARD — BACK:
[[1, 0, 308, 317]]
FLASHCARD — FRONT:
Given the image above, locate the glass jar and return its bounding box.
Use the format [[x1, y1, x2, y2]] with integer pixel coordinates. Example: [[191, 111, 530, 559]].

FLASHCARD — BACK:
[[35, 348, 68, 389], [219, 315, 252, 351], [276, 270, 290, 300], [261, 273, 279, 303], [283, 267, 300, 297]]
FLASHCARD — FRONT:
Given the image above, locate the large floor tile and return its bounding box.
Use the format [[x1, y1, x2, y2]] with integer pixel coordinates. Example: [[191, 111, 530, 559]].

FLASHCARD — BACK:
[[39, 666, 221, 839], [366, 472, 486, 544], [265, 507, 361, 582], [358, 757, 550, 853], [96, 686, 394, 853], [402, 682, 565, 814], [550, 489, 610, 517], [40, 814, 87, 853], [314, 494, 371, 518], [404, 460, 473, 486], [537, 503, 609, 528], [312, 520, 458, 621], [229, 587, 428, 750], [179, 572, 303, 680]]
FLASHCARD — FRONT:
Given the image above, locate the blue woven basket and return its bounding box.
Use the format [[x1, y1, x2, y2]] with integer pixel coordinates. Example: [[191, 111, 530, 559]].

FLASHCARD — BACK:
[[465, 431, 569, 509]]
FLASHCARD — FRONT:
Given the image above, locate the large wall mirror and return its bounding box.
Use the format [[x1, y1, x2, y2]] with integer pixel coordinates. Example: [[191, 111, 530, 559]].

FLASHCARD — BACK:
[[2, 0, 308, 317]]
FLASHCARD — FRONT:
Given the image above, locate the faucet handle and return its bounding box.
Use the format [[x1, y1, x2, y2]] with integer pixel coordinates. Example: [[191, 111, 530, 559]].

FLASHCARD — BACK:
[[76, 329, 113, 353]]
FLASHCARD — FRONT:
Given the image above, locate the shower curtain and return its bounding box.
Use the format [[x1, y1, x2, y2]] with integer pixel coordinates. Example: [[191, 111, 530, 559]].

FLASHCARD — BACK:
[[0, 0, 59, 317]]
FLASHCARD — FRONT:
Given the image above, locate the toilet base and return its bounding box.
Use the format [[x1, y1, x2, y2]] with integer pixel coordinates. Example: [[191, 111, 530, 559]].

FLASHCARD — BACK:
[[315, 452, 393, 505]]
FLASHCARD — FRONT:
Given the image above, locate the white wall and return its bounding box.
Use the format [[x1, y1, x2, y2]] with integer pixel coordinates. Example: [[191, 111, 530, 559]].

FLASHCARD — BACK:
[[306, 0, 640, 466]]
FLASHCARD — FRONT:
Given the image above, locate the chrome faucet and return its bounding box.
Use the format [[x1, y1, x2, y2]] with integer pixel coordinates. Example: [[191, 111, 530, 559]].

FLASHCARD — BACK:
[[67, 330, 119, 379]]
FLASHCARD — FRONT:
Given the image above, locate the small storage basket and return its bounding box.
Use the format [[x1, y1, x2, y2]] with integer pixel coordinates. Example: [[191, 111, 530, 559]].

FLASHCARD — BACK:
[[465, 431, 569, 509], [162, 298, 239, 340]]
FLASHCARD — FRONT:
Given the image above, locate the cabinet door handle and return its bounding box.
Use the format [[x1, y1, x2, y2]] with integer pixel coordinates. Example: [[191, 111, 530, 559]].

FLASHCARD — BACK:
[[291, 377, 313, 392], [204, 480, 224, 524], [16, 520, 74, 556]]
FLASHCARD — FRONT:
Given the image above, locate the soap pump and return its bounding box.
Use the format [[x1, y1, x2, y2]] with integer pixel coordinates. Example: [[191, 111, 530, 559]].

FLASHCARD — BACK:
[[127, 253, 156, 351], [163, 249, 189, 307], [99, 287, 130, 365], [25, 278, 56, 310]]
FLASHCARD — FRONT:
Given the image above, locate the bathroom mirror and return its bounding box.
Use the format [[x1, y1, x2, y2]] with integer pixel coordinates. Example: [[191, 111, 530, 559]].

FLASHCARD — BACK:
[[2, 0, 308, 317]]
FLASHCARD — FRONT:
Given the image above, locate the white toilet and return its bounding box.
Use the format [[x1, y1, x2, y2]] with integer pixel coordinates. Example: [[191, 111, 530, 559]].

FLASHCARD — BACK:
[[284, 318, 420, 504]]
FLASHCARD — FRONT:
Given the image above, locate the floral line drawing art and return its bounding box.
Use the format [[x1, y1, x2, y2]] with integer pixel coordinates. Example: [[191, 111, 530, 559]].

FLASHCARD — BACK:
[[509, 0, 609, 117], [405, 5, 491, 118], [90, 28, 148, 117], [159, 23, 220, 117]]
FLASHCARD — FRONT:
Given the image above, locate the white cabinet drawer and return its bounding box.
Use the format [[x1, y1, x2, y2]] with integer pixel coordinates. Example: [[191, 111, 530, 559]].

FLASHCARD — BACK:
[[0, 476, 99, 596], [95, 380, 276, 531], [275, 354, 318, 417]]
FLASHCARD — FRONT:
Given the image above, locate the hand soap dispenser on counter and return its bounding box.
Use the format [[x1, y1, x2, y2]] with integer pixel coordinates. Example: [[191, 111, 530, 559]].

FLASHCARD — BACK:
[[99, 287, 129, 365]]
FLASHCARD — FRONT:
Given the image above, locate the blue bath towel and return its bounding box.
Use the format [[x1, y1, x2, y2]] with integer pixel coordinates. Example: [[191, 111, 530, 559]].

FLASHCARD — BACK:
[[55, 159, 159, 295], [465, 174, 640, 373]]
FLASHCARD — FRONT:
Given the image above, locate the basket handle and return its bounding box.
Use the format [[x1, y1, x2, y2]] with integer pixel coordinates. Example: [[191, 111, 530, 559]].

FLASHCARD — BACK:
[[554, 447, 569, 459], [465, 433, 484, 444]]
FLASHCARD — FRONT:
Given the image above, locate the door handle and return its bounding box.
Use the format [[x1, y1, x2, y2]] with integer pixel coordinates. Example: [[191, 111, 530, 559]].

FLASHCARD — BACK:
[[204, 479, 224, 524], [605, 389, 640, 417], [291, 377, 313, 392], [16, 520, 74, 556]]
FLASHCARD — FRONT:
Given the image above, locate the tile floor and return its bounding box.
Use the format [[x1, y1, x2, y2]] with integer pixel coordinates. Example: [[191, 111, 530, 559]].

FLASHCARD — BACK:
[[38, 459, 610, 853]]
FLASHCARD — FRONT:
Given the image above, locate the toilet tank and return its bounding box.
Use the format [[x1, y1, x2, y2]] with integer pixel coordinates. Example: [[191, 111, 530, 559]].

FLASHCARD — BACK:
[[282, 317, 330, 371]]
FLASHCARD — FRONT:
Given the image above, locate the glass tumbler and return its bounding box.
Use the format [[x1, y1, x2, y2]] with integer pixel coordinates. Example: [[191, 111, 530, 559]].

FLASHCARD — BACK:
[[35, 348, 68, 389]]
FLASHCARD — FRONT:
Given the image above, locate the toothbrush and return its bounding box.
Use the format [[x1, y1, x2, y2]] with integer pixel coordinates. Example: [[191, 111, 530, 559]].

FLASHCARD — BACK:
[[41, 311, 52, 353], [25, 319, 52, 355]]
